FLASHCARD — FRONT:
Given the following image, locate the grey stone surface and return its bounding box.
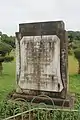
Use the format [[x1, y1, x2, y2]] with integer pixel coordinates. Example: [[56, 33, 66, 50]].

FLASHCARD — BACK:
[[15, 21, 68, 98], [16, 35, 63, 93]]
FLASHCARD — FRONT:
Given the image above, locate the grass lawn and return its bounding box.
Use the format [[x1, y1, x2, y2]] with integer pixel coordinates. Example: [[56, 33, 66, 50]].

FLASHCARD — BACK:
[[68, 55, 80, 93], [0, 61, 16, 101], [68, 55, 80, 94], [68, 55, 78, 75], [0, 55, 80, 102], [69, 74, 80, 93]]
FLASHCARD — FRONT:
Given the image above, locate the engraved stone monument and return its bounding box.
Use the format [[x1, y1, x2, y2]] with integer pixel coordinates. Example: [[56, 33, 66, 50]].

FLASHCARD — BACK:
[[14, 21, 74, 107]]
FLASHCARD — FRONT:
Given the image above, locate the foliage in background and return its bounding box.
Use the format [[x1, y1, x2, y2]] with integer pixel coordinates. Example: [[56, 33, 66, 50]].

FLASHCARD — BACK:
[[0, 32, 15, 48], [68, 31, 80, 55], [68, 31, 80, 41], [0, 32, 14, 74], [68, 31, 80, 74], [74, 48, 80, 74]]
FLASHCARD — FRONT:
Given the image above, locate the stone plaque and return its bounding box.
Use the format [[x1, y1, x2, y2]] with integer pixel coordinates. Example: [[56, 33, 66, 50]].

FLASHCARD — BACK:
[[16, 35, 63, 92]]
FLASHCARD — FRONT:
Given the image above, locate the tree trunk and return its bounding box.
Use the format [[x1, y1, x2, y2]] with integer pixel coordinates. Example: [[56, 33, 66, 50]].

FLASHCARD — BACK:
[[78, 61, 80, 74], [0, 62, 3, 75]]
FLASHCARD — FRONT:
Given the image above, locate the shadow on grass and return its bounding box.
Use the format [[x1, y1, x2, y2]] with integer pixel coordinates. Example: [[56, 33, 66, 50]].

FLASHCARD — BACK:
[[0, 73, 9, 77]]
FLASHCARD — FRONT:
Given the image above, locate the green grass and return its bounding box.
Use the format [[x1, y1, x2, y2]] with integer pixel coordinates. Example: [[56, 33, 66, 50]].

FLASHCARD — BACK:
[[68, 55, 78, 75], [68, 56, 80, 94], [0, 61, 16, 101], [69, 74, 80, 93]]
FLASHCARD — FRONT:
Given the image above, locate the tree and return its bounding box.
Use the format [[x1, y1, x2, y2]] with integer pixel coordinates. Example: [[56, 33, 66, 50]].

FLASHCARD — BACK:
[[0, 41, 14, 74], [75, 35, 80, 41], [68, 34, 74, 42], [0, 32, 15, 74], [74, 48, 80, 74], [1, 34, 15, 48]]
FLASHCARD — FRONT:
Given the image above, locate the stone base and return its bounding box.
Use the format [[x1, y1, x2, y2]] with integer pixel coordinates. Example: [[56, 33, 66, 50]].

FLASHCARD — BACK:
[[12, 93, 75, 108]]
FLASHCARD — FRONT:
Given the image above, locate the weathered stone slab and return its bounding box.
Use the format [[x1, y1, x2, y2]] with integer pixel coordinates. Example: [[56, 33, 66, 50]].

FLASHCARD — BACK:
[[16, 35, 63, 93], [15, 21, 68, 99], [19, 21, 65, 36]]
